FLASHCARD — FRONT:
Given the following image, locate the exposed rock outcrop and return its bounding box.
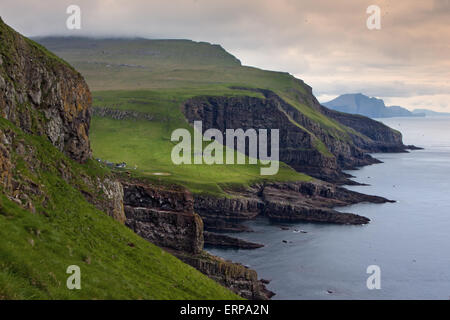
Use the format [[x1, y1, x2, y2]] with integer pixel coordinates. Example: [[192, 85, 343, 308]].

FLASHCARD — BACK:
[[195, 180, 393, 227], [122, 180, 204, 254], [172, 250, 274, 300], [183, 94, 338, 181], [92, 177, 126, 223], [320, 107, 407, 153], [92, 107, 155, 122], [0, 18, 91, 163], [0, 19, 130, 227], [0, 20, 127, 224], [204, 231, 264, 249]]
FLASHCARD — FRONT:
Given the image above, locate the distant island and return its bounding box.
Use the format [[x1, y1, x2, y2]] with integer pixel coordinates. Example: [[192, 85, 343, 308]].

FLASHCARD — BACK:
[[412, 109, 450, 117], [322, 93, 446, 119]]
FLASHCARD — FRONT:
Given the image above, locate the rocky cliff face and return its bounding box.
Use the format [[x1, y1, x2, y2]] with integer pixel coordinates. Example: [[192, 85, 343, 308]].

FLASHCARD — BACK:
[[121, 177, 273, 299], [320, 107, 405, 152], [183, 94, 338, 181], [122, 179, 204, 254], [174, 250, 274, 300], [182, 88, 409, 183], [0, 18, 91, 163], [0, 19, 126, 224]]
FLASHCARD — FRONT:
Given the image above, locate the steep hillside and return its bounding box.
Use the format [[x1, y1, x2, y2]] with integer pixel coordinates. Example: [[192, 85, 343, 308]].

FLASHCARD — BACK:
[[36, 37, 410, 185], [0, 18, 240, 300]]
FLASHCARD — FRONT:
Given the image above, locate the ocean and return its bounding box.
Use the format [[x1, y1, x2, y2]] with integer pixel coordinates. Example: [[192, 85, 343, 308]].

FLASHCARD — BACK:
[[207, 116, 450, 299]]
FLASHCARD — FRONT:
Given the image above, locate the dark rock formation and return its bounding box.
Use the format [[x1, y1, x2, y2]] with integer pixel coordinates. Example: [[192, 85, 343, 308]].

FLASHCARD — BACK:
[[320, 107, 406, 153], [194, 192, 263, 221], [0, 18, 91, 163], [183, 93, 337, 181], [122, 180, 204, 254], [173, 250, 274, 300], [182, 88, 411, 183], [120, 177, 272, 299], [204, 231, 264, 249], [195, 180, 393, 226], [125, 206, 204, 254], [92, 107, 156, 121]]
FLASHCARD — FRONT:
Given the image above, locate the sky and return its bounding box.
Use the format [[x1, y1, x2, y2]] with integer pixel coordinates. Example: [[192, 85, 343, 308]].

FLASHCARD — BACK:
[[1, 0, 449, 111]]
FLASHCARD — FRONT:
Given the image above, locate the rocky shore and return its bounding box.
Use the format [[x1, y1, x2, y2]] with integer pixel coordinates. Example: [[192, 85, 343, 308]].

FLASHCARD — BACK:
[[117, 175, 395, 299], [194, 180, 393, 232]]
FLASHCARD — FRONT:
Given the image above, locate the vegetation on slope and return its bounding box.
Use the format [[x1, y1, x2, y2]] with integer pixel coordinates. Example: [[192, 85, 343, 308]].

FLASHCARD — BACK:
[[0, 118, 239, 300], [90, 89, 311, 196], [35, 38, 334, 194]]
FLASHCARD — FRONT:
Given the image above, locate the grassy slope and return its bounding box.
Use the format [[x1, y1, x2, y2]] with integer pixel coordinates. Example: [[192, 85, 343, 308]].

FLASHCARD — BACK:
[[37, 38, 345, 195], [0, 118, 239, 300], [90, 89, 311, 195]]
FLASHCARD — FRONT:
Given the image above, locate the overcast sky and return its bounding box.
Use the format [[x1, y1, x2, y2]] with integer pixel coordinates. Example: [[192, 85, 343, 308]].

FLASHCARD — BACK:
[[1, 0, 449, 111]]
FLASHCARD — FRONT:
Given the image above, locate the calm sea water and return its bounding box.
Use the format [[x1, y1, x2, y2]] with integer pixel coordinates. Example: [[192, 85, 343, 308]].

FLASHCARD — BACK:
[[208, 116, 450, 299]]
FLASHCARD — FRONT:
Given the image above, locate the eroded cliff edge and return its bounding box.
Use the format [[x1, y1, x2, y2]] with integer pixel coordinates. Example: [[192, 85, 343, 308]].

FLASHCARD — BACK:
[[182, 88, 413, 184], [195, 180, 393, 233]]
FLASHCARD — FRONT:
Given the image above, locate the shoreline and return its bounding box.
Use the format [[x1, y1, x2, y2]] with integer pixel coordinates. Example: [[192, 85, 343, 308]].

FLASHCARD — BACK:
[[204, 147, 422, 298]]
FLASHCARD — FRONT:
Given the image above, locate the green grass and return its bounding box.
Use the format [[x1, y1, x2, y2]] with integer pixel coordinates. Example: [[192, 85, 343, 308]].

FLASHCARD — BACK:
[[90, 89, 311, 196], [0, 20, 75, 82], [0, 118, 239, 300]]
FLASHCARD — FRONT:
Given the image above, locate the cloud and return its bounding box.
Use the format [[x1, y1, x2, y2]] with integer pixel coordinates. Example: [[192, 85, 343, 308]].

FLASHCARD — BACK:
[[0, 0, 448, 111]]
